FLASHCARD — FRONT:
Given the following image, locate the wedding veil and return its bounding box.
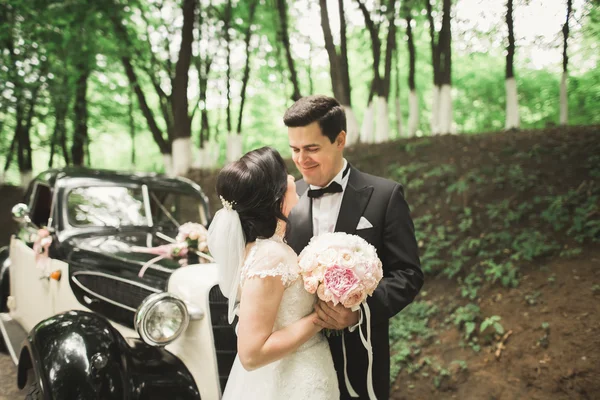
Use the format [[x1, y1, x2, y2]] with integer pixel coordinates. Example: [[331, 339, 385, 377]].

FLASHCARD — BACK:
[[207, 197, 246, 324]]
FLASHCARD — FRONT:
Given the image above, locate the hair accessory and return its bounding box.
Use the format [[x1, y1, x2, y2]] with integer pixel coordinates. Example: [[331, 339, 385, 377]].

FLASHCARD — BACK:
[[220, 195, 236, 211]]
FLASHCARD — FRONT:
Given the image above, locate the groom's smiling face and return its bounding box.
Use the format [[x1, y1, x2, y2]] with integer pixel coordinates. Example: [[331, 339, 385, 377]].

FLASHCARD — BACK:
[[288, 121, 345, 187]]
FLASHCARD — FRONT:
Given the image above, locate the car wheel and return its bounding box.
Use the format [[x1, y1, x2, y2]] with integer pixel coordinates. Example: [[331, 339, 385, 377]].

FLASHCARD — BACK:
[[22, 370, 42, 400]]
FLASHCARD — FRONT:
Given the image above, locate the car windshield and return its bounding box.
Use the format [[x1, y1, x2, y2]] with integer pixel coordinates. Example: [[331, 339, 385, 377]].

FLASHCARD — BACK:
[[66, 186, 207, 228]]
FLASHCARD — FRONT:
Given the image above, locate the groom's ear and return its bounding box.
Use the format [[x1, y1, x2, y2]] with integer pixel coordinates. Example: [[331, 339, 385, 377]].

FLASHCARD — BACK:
[[336, 131, 346, 148]]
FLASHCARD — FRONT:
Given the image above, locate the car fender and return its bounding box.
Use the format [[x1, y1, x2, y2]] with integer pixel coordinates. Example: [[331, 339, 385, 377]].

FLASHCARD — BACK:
[[0, 246, 10, 312], [19, 310, 200, 400]]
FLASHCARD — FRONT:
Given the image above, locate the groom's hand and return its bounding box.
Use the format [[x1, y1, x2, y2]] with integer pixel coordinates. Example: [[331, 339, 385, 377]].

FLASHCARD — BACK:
[[314, 300, 359, 330]]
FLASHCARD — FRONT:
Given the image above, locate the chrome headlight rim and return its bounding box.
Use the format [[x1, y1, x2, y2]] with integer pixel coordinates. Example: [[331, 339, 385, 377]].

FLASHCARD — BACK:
[[135, 292, 190, 347]]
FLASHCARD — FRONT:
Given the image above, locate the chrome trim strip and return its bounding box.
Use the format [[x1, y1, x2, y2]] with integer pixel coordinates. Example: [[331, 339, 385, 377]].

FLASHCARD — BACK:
[[71, 276, 138, 312], [142, 184, 153, 227], [72, 271, 162, 294], [0, 313, 19, 365]]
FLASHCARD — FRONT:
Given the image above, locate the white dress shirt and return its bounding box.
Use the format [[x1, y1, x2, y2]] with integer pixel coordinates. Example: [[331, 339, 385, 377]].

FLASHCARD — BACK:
[[311, 159, 363, 331], [311, 159, 349, 236]]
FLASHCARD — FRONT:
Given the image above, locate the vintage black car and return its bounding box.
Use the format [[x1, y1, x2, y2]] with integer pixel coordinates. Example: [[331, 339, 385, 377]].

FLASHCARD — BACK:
[[0, 168, 237, 399]]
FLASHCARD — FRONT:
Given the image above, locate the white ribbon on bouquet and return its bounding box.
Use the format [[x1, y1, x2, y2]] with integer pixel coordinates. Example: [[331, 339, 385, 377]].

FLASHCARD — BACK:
[[342, 301, 377, 400]]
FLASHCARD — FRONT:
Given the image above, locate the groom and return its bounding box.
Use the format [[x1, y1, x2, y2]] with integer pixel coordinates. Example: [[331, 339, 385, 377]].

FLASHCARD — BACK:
[[286, 95, 424, 399]]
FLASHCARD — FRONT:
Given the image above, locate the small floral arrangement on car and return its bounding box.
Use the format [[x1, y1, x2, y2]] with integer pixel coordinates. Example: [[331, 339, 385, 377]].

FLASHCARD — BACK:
[[297, 231, 382, 399], [134, 222, 213, 277], [32, 227, 53, 270]]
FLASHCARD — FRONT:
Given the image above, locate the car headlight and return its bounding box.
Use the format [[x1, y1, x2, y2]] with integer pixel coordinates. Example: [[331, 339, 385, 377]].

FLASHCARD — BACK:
[[135, 293, 190, 346]]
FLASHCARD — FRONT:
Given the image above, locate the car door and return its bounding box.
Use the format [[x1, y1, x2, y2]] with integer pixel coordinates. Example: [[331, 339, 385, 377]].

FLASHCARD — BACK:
[[8, 182, 59, 333]]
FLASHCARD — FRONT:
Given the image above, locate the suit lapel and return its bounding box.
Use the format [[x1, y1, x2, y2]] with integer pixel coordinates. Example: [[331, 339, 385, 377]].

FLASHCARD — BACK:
[[335, 167, 374, 234], [288, 186, 313, 253]]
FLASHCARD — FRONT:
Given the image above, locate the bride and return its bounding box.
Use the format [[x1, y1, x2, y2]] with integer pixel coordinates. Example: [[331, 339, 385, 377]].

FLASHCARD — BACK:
[[208, 147, 339, 399]]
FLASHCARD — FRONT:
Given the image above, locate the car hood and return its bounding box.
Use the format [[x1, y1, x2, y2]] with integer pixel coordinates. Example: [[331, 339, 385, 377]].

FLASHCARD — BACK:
[[63, 231, 186, 292]]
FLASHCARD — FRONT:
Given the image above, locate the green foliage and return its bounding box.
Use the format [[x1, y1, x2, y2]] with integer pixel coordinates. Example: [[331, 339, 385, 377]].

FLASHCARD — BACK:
[[480, 315, 504, 335], [510, 230, 560, 262], [452, 303, 480, 339], [459, 272, 482, 300], [388, 301, 439, 381], [482, 259, 519, 288]]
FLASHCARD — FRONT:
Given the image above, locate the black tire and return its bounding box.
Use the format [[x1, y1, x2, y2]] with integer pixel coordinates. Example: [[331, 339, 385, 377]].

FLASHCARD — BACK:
[[22, 369, 42, 400]]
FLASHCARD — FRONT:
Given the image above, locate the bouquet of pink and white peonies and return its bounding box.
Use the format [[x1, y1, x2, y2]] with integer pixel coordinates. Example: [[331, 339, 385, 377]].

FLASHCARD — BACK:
[[298, 231, 383, 399], [298, 232, 383, 310]]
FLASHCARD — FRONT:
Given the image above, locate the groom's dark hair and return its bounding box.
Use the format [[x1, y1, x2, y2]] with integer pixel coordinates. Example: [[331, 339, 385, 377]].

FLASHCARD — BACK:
[[216, 146, 289, 243], [283, 95, 346, 143]]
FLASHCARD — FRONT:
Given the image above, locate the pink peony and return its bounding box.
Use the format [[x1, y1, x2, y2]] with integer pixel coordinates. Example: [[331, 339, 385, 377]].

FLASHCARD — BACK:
[[341, 283, 367, 309], [323, 265, 359, 301]]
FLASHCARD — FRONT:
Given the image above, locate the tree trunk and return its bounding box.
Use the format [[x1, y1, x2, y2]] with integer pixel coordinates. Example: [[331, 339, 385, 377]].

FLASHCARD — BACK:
[[338, 0, 351, 106], [121, 56, 170, 155], [108, 10, 171, 166], [49, 88, 69, 168], [276, 0, 302, 101], [560, 0, 572, 126], [237, 0, 258, 135], [319, 0, 357, 143], [505, 0, 519, 130], [171, 0, 196, 176], [129, 89, 136, 166], [356, 0, 383, 143], [375, 0, 396, 143], [394, 35, 403, 138], [438, 0, 454, 134], [320, 0, 344, 101], [406, 12, 419, 137], [72, 62, 89, 166], [425, 0, 441, 134]]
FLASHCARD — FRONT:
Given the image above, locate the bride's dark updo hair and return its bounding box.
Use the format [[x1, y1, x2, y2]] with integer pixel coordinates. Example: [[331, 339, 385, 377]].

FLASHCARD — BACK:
[[215, 146, 289, 243]]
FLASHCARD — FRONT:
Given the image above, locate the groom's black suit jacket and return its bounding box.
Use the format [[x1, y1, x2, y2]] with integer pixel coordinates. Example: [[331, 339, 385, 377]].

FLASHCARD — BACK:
[[288, 165, 424, 400]]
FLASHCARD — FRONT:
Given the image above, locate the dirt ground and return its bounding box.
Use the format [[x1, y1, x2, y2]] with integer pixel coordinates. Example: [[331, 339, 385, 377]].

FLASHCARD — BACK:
[[390, 247, 600, 400], [0, 353, 18, 399]]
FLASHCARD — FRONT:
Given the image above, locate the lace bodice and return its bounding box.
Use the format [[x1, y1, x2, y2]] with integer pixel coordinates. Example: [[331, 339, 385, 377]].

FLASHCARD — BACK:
[[240, 236, 317, 335], [223, 235, 340, 400]]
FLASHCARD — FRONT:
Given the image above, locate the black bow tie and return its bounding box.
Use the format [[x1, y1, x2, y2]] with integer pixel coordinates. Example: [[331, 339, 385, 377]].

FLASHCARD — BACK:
[[307, 181, 343, 198], [307, 164, 351, 199]]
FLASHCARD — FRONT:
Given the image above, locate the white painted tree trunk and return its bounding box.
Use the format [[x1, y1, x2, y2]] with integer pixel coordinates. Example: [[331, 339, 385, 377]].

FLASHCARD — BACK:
[[438, 84, 454, 134], [20, 171, 33, 188], [172, 137, 192, 176], [374, 96, 389, 143], [395, 97, 404, 138], [560, 72, 568, 125], [207, 139, 220, 169], [193, 147, 205, 169], [408, 90, 419, 137], [343, 105, 360, 146], [226, 133, 243, 163], [163, 154, 174, 176], [430, 86, 441, 135], [360, 102, 375, 144], [505, 77, 520, 130]]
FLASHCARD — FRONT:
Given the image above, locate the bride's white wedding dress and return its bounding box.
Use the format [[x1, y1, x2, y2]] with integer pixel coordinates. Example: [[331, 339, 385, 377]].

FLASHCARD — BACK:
[[222, 235, 340, 400]]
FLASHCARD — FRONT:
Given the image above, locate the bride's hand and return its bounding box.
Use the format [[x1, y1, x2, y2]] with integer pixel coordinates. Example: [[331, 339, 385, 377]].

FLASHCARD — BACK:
[[309, 311, 324, 332]]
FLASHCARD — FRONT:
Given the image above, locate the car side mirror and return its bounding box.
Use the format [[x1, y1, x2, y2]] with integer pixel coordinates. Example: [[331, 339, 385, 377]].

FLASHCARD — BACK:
[[12, 203, 31, 224]]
